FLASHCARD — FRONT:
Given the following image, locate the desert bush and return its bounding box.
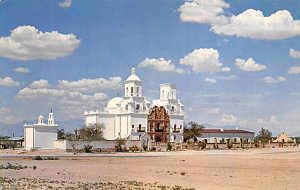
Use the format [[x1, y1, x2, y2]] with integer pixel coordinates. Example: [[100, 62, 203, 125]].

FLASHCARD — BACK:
[[167, 142, 172, 151], [129, 146, 139, 152], [32, 155, 43, 160], [33, 165, 37, 170], [227, 140, 233, 149], [180, 171, 187, 176], [45, 157, 59, 160], [115, 138, 126, 152], [84, 144, 93, 153], [213, 144, 219, 149], [198, 141, 206, 150]]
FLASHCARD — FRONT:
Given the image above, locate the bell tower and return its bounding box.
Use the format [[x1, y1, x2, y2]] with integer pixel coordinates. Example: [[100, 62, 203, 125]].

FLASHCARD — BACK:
[[48, 109, 55, 126], [124, 67, 143, 97]]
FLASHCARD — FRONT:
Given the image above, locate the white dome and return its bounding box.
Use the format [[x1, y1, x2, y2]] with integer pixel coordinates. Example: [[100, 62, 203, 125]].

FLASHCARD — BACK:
[[126, 68, 141, 82], [38, 115, 44, 119], [107, 97, 123, 109]]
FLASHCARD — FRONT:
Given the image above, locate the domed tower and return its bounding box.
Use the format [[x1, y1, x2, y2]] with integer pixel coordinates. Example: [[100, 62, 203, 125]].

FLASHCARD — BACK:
[[37, 115, 44, 124], [124, 68, 142, 97]]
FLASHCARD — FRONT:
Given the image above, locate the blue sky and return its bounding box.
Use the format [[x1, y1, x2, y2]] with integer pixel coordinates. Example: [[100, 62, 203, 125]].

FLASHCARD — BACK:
[[1, 0, 300, 136]]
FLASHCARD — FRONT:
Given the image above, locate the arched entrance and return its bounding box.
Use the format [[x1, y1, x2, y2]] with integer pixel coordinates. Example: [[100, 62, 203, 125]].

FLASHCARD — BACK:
[[147, 106, 170, 143]]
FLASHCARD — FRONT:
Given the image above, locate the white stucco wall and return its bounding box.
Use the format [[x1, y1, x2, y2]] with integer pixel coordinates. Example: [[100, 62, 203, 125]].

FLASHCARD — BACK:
[[34, 126, 58, 149], [24, 127, 34, 150]]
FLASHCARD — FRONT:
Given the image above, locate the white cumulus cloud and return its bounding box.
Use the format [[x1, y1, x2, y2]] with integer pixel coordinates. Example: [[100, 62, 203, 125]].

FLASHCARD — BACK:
[[263, 76, 286, 84], [289, 48, 300, 59], [211, 9, 300, 40], [14, 67, 29, 73], [0, 107, 21, 124], [288, 67, 300, 74], [204, 77, 217, 83], [57, 77, 123, 93], [178, 1, 300, 40], [0, 77, 20, 87], [0, 25, 80, 61], [178, 0, 229, 25], [16, 87, 108, 120], [139, 58, 184, 74], [204, 107, 220, 114], [29, 79, 49, 89], [235, 58, 266, 72], [180, 48, 230, 73], [59, 0, 72, 8], [220, 114, 237, 124]]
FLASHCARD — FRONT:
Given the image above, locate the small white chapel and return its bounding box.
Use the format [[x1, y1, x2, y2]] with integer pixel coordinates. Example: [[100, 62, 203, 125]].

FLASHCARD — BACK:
[[24, 110, 58, 150]]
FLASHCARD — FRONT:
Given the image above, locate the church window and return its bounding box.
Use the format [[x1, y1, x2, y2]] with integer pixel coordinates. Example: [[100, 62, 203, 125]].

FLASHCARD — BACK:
[[136, 104, 140, 110], [126, 87, 128, 96], [125, 104, 128, 110], [162, 90, 164, 99], [132, 125, 134, 129], [137, 87, 139, 96], [171, 106, 175, 113], [131, 87, 133, 96]]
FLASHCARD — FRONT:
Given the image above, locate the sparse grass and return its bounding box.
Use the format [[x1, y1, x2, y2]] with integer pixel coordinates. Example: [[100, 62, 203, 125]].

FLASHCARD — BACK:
[[0, 178, 195, 189], [0, 163, 28, 170]]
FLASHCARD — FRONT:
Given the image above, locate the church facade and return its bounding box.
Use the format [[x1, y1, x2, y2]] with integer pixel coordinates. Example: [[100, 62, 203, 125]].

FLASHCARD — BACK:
[[84, 68, 184, 143]]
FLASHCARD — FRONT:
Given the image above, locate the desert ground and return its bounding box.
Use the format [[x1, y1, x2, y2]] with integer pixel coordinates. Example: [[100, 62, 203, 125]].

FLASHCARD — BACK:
[[1, 147, 300, 189]]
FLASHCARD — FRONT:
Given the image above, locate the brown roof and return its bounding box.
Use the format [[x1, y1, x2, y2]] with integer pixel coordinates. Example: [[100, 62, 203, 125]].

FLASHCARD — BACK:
[[202, 129, 254, 134]]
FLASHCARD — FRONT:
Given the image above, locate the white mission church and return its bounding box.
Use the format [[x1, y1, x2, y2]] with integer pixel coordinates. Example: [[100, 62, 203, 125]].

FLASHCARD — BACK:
[[84, 68, 185, 143]]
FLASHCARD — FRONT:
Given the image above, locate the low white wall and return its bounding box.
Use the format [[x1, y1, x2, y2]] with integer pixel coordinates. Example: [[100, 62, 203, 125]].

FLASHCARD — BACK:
[[54, 139, 142, 151], [54, 140, 66, 149]]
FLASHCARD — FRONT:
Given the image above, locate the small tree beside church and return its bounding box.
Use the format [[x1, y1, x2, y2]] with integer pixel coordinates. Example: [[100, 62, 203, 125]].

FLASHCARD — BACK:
[[78, 123, 105, 141], [183, 121, 204, 142]]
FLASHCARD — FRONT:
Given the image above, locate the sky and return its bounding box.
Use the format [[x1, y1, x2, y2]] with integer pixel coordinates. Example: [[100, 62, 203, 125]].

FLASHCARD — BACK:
[[1, 0, 300, 136]]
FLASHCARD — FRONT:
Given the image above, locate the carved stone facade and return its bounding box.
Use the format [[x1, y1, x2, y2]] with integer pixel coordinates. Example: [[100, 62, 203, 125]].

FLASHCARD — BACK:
[[147, 106, 170, 142]]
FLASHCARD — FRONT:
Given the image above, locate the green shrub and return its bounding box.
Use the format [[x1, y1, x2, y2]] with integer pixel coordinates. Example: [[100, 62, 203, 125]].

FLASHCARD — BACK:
[[84, 144, 93, 153]]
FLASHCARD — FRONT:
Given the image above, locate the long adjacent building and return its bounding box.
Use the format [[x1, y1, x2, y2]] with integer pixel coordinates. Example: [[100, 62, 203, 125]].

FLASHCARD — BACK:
[[84, 68, 184, 143]]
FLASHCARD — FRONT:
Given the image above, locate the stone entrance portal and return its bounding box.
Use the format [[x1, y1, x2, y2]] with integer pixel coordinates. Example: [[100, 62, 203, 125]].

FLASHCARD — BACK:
[[147, 106, 170, 143]]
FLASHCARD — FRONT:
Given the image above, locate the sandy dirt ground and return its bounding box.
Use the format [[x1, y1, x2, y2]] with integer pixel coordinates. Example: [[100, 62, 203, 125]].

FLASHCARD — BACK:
[[1, 147, 300, 189]]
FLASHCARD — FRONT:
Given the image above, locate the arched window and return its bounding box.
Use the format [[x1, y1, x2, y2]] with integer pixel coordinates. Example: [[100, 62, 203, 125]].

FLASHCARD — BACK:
[[137, 87, 139, 96], [126, 87, 128, 96], [131, 87, 133, 96], [171, 106, 175, 113], [136, 104, 140, 110]]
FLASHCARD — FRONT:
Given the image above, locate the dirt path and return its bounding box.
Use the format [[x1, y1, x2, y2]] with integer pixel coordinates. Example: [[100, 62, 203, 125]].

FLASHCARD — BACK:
[[1, 148, 300, 189]]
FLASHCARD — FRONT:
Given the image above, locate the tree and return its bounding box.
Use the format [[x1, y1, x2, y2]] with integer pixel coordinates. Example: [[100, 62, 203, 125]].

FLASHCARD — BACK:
[[255, 128, 272, 144], [183, 121, 204, 142], [78, 123, 105, 141], [57, 128, 66, 139]]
